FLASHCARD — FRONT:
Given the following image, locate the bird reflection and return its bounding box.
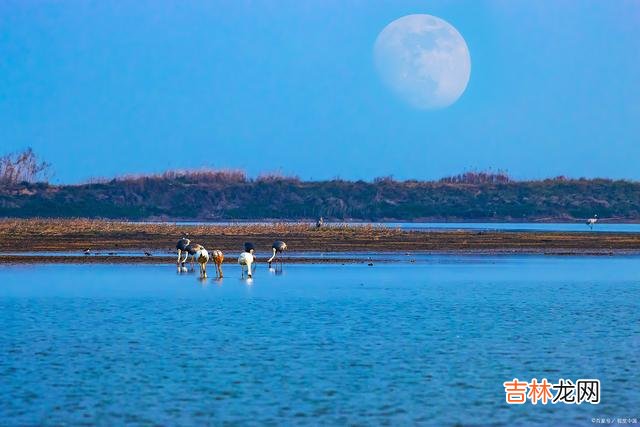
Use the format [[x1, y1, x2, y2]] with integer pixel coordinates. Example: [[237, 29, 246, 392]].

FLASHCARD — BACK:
[[268, 266, 284, 276]]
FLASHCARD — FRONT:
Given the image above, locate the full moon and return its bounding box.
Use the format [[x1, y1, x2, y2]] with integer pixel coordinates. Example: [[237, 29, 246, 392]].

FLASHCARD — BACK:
[[374, 14, 471, 109]]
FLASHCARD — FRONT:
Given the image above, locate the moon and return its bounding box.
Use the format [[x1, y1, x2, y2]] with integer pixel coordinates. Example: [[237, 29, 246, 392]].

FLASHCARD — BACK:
[[374, 14, 471, 109]]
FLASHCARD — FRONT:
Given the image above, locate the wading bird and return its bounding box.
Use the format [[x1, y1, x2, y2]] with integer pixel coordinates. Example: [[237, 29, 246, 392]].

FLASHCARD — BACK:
[[267, 240, 287, 268], [243, 242, 257, 271], [316, 216, 324, 228], [211, 250, 224, 278], [238, 251, 254, 279], [243, 242, 256, 254], [183, 243, 205, 268], [194, 246, 210, 278], [586, 214, 598, 229], [176, 236, 191, 265]]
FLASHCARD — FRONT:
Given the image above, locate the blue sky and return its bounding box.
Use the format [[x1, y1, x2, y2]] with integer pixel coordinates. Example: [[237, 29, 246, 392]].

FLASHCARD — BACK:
[[1, 1, 639, 183]]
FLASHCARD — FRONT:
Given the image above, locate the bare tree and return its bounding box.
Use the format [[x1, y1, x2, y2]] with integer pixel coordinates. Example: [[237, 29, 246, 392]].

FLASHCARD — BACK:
[[0, 148, 51, 184]]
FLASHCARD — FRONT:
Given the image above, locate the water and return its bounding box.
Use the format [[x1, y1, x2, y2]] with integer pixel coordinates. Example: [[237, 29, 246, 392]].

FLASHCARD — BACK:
[[376, 222, 640, 233], [1, 257, 639, 425], [152, 221, 640, 233]]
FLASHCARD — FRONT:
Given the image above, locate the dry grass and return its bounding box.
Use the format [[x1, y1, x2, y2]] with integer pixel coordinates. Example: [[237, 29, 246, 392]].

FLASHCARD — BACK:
[[0, 218, 406, 252], [2, 218, 640, 254]]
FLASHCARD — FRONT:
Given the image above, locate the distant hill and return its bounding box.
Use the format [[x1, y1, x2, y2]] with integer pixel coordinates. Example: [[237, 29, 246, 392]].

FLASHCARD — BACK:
[[1, 171, 639, 221]]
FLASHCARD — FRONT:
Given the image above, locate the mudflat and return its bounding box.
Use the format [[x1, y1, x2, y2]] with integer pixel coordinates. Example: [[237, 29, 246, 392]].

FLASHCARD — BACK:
[[1, 219, 639, 264]]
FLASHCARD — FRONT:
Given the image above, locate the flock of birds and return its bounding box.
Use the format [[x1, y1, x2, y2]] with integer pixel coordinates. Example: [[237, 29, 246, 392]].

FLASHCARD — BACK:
[[84, 215, 604, 270], [174, 217, 324, 279], [172, 215, 602, 279], [175, 237, 288, 279]]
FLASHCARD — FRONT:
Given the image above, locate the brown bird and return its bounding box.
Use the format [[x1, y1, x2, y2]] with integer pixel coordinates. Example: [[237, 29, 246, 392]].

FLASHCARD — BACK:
[[211, 250, 224, 278]]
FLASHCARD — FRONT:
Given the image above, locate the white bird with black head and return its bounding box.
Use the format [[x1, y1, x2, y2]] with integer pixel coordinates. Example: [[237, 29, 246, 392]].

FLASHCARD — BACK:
[[184, 243, 205, 269], [194, 246, 210, 278], [238, 250, 254, 279]]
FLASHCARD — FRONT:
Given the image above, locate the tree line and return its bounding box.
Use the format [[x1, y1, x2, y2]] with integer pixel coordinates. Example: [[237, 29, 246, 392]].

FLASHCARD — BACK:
[[2, 149, 640, 221]]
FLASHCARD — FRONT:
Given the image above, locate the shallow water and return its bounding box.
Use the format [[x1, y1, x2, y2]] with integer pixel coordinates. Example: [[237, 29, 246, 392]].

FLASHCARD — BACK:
[[1, 257, 639, 425]]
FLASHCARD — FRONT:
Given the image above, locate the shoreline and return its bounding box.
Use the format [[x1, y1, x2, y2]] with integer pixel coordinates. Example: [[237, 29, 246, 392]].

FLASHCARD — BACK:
[[2, 219, 640, 264], [1, 249, 639, 265], [131, 218, 640, 225]]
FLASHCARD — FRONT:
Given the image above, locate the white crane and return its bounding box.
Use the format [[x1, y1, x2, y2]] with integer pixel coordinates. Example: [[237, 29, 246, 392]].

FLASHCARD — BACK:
[[182, 243, 205, 268], [238, 251, 254, 278], [194, 247, 210, 278], [586, 214, 598, 229]]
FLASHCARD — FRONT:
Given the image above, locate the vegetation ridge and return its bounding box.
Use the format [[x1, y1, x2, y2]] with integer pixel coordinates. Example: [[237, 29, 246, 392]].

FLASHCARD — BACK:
[[2, 171, 639, 221]]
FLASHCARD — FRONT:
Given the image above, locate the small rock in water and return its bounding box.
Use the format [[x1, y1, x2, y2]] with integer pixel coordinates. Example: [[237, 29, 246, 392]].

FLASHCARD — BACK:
[[367, 263, 373, 266]]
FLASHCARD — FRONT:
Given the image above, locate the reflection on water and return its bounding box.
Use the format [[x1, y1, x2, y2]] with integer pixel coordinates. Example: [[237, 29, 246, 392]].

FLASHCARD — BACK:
[[1, 257, 639, 425], [269, 267, 285, 276]]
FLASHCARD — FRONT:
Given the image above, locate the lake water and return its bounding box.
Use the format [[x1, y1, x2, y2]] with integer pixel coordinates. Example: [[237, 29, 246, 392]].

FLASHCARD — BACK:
[[164, 221, 640, 233], [1, 257, 639, 425]]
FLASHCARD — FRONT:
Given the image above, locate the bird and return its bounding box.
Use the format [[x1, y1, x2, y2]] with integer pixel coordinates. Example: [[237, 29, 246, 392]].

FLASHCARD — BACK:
[[267, 240, 287, 268], [243, 242, 257, 270], [176, 236, 191, 265], [238, 251, 254, 279], [83, 248, 91, 256], [184, 243, 205, 269], [211, 250, 224, 278], [316, 216, 324, 228], [194, 246, 210, 278], [586, 214, 598, 229]]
